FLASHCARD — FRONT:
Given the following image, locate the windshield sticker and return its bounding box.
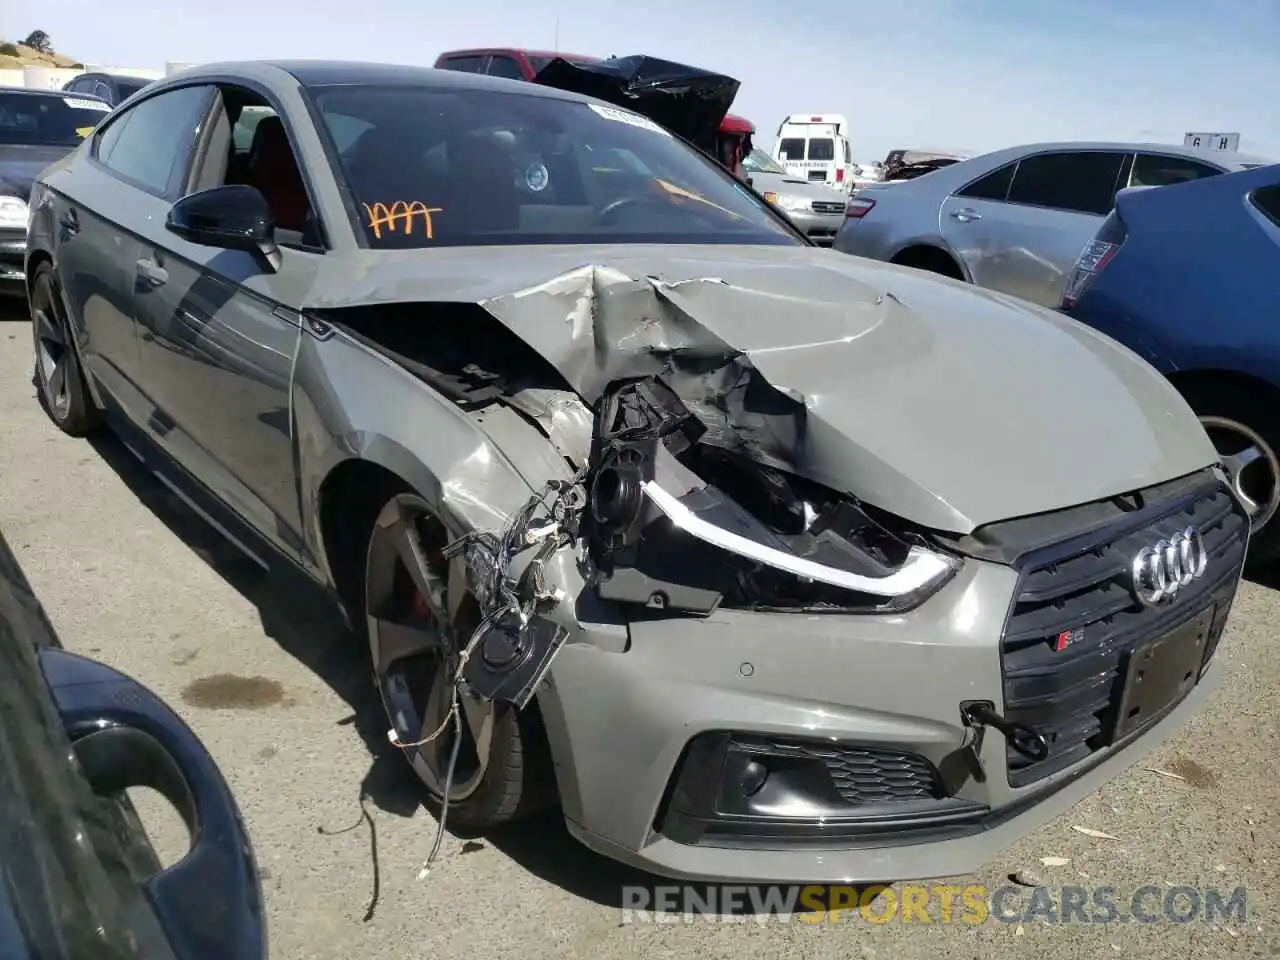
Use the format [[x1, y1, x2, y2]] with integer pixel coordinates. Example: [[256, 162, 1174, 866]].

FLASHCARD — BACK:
[[588, 103, 671, 137], [62, 97, 110, 112], [363, 201, 443, 240], [524, 161, 550, 193]]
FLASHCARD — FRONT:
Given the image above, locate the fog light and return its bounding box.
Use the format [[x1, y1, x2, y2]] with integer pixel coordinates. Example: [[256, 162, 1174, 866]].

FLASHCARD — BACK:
[[741, 760, 768, 797]]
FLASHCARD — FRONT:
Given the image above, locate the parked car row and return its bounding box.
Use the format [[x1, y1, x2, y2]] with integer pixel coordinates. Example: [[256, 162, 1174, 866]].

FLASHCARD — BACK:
[[831, 140, 1280, 560], [16, 59, 1250, 896]]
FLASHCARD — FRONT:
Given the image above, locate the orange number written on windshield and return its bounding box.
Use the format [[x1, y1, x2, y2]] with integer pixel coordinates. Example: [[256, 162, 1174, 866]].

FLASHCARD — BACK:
[[363, 201, 444, 240]]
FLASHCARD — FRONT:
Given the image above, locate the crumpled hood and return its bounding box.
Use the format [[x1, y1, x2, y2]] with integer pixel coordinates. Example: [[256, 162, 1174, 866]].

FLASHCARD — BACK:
[[305, 244, 1217, 533]]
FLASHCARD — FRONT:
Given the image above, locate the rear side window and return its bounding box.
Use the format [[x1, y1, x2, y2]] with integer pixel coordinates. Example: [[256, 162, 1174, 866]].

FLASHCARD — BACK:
[[486, 56, 526, 80], [1006, 151, 1126, 216], [438, 56, 487, 73], [95, 85, 212, 196], [1131, 153, 1222, 187], [1254, 185, 1280, 226], [778, 138, 804, 161], [843, 140, 851, 163], [808, 138, 834, 161], [957, 161, 1015, 201]]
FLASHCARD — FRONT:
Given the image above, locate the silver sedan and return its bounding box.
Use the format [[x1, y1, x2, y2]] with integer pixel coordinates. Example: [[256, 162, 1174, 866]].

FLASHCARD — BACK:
[[834, 140, 1271, 308]]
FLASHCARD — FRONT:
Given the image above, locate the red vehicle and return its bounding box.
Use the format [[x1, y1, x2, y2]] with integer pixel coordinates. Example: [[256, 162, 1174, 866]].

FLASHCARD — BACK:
[[434, 48, 755, 175]]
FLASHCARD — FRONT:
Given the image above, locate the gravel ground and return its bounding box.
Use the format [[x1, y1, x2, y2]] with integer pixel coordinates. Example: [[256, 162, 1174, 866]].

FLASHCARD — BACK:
[[0, 306, 1276, 959]]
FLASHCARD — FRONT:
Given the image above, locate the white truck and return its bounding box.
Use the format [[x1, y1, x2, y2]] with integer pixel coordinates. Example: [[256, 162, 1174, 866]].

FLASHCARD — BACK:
[[771, 114, 856, 192]]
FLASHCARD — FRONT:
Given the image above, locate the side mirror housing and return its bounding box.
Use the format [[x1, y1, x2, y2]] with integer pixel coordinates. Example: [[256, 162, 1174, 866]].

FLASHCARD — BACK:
[[166, 185, 280, 269]]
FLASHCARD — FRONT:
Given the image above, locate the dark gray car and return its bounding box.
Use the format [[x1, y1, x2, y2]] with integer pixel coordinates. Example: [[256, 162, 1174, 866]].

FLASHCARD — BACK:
[[24, 61, 1247, 884], [0, 86, 111, 292]]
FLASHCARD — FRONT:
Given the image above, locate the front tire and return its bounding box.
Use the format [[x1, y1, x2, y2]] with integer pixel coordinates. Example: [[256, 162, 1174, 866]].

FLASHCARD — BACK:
[[30, 262, 100, 436], [361, 490, 552, 828], [1181, 384, 1280, 566]]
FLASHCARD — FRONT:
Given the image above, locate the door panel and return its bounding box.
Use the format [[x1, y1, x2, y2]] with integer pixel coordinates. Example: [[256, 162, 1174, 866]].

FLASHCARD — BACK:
[[941, 151, 1125, 307], [48, 162, 151, 421], [130, 237, 318, 558], [940, 195, 1103, 306]]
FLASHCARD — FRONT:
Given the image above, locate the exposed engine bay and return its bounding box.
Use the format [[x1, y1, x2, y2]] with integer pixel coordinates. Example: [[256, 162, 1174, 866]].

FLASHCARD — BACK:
[[317, 277, 961, 713]]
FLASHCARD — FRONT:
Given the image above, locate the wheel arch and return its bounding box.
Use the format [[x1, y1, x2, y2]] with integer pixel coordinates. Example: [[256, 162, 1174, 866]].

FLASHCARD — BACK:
[[889, 242, 968, 281]]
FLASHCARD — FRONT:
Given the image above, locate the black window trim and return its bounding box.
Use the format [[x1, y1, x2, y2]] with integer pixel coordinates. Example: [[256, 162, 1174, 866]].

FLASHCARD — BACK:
[[88, 82, 218, 201], [953, 148, 1131, 216], [1250, 185, 1280, 227]]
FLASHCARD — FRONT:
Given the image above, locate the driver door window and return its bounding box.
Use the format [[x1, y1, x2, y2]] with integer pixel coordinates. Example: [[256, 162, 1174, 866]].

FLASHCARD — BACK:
[[487, 56, 526, 80]]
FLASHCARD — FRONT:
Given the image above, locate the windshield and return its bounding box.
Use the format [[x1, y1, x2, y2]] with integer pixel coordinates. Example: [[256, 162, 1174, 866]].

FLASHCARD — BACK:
[[743, 148, 787, 175], [310, 85, 798, 248], [0, 92, 111, 147]]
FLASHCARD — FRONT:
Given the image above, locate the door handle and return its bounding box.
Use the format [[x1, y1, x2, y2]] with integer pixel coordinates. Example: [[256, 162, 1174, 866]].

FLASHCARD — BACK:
[[950, 208, 982, 223], [135, 256, 169, 289], [59, 209, 80, 237]]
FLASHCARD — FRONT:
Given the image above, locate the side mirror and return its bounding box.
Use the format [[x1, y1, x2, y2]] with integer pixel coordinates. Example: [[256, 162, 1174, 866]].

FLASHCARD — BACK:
[[166, 185, 280, 270]]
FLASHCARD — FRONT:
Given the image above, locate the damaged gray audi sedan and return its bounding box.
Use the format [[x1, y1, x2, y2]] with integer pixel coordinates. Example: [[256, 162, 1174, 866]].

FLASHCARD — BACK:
[[25, 61, 1247, 884]]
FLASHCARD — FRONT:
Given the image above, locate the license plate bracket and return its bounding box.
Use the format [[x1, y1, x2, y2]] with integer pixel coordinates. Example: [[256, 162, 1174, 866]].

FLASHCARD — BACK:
[[1111, 607, 1213, 743]]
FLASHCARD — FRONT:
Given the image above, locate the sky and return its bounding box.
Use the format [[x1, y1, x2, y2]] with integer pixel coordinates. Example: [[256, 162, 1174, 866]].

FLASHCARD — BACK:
[[3, 0, 1277, 162]]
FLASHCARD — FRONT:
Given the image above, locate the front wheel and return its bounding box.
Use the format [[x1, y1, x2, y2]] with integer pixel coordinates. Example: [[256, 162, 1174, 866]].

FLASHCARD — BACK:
[[362, 491, 552, 828], [1183, 386, 1280, 566], [30, 263, 100, 436]]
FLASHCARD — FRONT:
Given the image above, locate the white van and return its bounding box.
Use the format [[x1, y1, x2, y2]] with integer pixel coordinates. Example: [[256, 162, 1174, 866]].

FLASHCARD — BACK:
[[772, 114, 856, 191]]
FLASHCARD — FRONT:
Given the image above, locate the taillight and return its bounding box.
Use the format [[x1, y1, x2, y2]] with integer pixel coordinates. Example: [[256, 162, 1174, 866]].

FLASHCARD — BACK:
[[836, 168, 845, 183], [845, 197, 876, 219], [1061, 213, 1127, 308]]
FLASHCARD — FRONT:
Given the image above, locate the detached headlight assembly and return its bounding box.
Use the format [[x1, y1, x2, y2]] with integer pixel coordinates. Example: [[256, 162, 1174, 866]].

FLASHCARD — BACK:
[[583, 379, 960, 616], [0, 195, 29, 231]]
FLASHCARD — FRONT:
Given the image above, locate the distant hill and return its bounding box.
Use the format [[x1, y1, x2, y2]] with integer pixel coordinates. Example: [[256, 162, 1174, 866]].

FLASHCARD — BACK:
[[0, 40, 83, 71]]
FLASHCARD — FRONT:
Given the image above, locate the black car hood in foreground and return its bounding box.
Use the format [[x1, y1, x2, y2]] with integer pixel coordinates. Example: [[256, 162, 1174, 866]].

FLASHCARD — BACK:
[[0, 144, 78, 201], [302, 243, 1219, 534], [0, 528, 265, 959], [533, 55, 739, 153]]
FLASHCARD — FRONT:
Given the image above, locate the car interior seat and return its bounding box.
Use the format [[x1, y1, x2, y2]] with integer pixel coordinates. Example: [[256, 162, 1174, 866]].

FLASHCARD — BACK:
[[245, 115, 310, 233], [443, 134, 520, 234]]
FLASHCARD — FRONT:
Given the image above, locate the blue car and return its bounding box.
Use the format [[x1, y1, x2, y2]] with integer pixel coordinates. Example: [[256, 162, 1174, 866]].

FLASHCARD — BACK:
[[1061, 164, 1280, 564]]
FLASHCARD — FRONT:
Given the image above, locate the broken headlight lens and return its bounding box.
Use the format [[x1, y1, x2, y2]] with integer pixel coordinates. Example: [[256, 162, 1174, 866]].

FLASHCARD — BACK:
[[583, 380, 960, 616]]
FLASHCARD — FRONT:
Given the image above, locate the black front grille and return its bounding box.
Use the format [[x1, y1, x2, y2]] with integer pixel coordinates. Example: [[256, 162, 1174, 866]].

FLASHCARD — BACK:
[[811, 200, 845, 215], [999, 479, 1247, 787], [754, 739, 945, 804]]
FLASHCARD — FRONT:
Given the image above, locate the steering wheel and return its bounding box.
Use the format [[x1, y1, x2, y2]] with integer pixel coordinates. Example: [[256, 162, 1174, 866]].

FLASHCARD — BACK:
[[594, 195, 672, 225]]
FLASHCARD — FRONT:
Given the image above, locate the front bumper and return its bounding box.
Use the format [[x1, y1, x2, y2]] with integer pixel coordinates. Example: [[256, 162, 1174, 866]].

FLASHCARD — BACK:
[[543, 471, 1245, 883], [782, 209, 844, 247], [0, 228, 26, 292]]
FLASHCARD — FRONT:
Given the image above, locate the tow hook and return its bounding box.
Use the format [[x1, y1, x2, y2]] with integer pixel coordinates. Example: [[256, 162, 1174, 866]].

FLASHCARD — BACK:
[[961, 701, 1050, 762]]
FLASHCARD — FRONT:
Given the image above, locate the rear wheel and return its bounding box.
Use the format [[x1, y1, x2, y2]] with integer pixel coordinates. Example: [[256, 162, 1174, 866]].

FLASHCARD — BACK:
[[30, 263, 100, 436], [891, 246, 965, 281], [1181, 384, 1280, 566], [362, 490, 552, 828]]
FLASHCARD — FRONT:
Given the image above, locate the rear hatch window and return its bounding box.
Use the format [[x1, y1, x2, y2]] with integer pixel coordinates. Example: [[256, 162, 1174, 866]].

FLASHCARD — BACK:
[[778, 138, 805, 161], [807, 138, 835, 161]]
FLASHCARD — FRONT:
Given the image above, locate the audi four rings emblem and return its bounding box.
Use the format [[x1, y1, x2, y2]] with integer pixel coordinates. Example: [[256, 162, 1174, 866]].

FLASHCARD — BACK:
[[1131, 527, 1208, 605]]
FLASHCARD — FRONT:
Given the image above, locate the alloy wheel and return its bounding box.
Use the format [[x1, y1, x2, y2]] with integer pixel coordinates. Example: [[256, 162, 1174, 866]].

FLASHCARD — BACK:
[[365, 493, 494, 802], [32, 280, 71, 420], [1201, 415, 1280, 535]]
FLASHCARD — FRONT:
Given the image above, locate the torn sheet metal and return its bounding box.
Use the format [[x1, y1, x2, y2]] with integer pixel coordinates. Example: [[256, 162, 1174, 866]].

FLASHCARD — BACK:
[[302, 244, 1220, 534]]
